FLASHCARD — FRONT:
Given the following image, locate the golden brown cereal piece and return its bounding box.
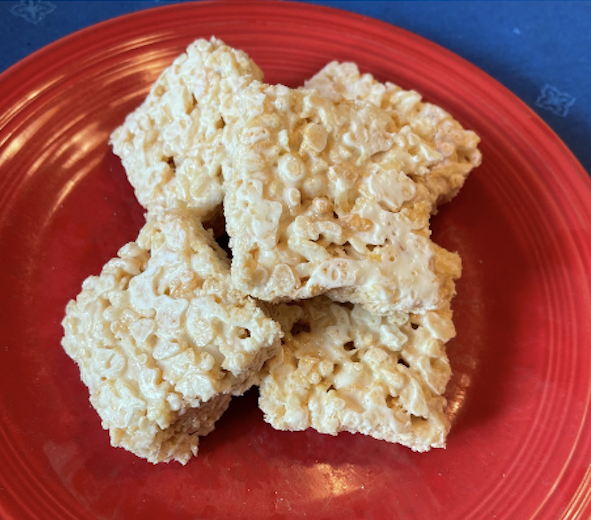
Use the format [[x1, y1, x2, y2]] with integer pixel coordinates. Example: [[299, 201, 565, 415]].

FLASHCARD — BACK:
[[304, 61, 482, 209], [110, 37, 263, 220], [223, 82, 461, 314], [259, 297, 454, 451], [62, 210, 281, 464]]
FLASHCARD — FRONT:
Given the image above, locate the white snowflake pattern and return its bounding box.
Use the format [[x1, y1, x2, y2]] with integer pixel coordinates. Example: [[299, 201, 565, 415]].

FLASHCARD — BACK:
[[535, 84, 576, 117], [10, 0, 56, 25]]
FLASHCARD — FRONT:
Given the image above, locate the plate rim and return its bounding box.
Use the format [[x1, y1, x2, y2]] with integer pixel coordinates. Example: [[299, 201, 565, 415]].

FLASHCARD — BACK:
[[0, 2, 590, 520]]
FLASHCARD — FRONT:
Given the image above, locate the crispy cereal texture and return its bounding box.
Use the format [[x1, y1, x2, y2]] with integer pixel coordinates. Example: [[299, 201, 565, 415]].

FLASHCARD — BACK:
[[304, 61, 482, 209], [223, 82, 461, 314], [110, 37, 263, 221], [62, 210, 281, 464], [259, 297, 454, 451]]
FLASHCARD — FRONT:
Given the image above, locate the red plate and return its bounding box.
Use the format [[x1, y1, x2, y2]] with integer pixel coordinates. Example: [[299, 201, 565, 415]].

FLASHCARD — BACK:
[[1, 2, 590, 519]]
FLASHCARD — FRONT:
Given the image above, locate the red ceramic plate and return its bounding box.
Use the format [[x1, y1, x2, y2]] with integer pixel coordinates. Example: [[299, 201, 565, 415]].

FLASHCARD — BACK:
[[1, 2, 590, 519]]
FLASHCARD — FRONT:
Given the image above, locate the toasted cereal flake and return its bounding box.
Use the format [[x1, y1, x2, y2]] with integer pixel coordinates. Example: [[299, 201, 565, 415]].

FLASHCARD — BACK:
[[259, 297, 454, 451], [110, 37, 263, 221], [62, 210, 281, 464], [304, 61, 482, 209], [223, 82, 461, 314]]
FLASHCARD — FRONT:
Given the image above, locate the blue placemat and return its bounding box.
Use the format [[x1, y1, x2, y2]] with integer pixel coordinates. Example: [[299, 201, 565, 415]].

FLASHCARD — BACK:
[[1, 0, 590, 175]]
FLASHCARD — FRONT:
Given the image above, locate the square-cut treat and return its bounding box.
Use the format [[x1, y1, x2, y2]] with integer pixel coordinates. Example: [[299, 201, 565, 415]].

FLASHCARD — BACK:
[[223, 83, 461, 314], [110, 37, 263, 221], [304, 61, 482, 210], [62, 210, 281, 464], [259, 297, 454, 452]]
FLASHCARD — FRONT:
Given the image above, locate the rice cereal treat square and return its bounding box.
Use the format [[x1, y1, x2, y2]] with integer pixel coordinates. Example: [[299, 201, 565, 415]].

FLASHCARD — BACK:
[[304, 61, 482, 209], [61, 210, 282, 464], [259, 297, 455, 451], [110, 37, 263, 222], [223, 82, 461, 314]]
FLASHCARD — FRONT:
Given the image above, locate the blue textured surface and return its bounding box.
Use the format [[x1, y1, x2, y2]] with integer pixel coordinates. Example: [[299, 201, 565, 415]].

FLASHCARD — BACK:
[[1, 0, 590, 174]]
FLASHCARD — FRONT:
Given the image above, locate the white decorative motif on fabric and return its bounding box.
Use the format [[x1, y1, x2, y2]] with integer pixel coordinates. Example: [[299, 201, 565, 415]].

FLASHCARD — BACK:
[[9, 0, 56, 25], [535, 84, 576, 117]]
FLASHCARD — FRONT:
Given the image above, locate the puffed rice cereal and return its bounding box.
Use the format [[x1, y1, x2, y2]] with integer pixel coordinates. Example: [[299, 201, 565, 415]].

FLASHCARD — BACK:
[[222, 82, 462, 314], [63, 37, 481, 462], [110, 38, 263, 222], [259, 296, 454, 451], [304, 61, 482, 209], [62, 210, 281, 464]]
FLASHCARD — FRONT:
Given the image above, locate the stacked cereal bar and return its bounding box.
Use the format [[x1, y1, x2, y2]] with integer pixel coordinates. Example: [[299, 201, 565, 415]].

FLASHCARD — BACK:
[[62, 38, 480, 464]]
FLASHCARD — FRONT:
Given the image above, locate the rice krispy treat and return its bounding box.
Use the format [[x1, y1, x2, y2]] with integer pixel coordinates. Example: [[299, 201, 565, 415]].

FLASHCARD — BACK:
[[259, 297, 454, 451], [110, 37, 263, 221], [223, 82, 461, 314], [61, 210, 282, 464], [304, 61, 482, 209]]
